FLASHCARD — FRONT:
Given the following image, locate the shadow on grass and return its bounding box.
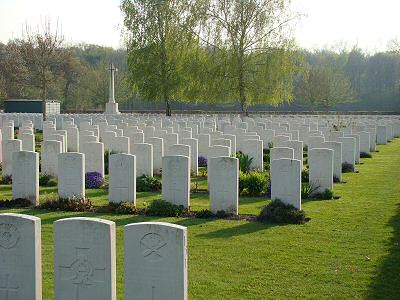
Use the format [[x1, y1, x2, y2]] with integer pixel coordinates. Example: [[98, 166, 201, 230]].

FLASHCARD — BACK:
[[198, 221, 279, 239], [367, 202, 400, 299]]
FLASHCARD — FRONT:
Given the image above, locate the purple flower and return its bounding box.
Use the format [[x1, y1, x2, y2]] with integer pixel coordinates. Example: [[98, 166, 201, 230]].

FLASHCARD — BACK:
[[85, 172, 104, 189], [198, 156, 207, 167]]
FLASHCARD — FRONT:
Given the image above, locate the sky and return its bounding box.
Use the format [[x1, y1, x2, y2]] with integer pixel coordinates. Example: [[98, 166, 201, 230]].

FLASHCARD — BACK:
[[0, 0, 399, 53]]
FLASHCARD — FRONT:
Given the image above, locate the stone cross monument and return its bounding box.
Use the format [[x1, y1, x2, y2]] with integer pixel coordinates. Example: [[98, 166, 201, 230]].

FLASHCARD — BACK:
[[105, 63, 121, 114]]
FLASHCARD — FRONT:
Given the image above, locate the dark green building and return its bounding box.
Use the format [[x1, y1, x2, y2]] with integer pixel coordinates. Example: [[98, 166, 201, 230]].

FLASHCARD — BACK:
[[4, 99, 60, 114]]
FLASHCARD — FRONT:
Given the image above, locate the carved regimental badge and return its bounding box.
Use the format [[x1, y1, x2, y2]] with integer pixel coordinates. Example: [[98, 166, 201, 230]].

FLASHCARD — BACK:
[[140, 233, 167, 262], [0, 223, 20, 249]]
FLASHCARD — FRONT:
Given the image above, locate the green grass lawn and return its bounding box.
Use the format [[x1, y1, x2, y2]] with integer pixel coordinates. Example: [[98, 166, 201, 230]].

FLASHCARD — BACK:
[[1, 139, 400, 299]]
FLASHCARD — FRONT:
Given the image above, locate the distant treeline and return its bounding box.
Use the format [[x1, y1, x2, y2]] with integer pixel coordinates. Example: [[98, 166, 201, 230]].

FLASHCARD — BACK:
[[0, 42, 399, 112]]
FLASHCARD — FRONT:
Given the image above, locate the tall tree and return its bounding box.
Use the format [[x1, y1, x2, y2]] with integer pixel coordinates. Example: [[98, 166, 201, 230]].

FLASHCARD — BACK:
[[20, 19, 64, 119], [202, 0, 300, 115], [295, 58, 355, 110], [121, 0, 205, 116]]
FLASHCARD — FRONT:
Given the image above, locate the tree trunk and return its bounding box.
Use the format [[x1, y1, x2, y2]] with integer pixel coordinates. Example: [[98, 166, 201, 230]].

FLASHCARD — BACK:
[[165, 99, 171, 116]]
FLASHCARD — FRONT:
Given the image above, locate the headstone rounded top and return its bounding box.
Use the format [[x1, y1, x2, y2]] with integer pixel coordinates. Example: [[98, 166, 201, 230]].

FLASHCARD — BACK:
[[0, 213, 40, 222], [55, 217, 115, 226], [124, 221, 187, 232]]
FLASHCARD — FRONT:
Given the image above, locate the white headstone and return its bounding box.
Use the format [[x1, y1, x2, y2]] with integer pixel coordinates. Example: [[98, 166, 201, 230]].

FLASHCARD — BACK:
[[12, 151, 39, 205], [66, 127, 79, 152], [109, 153, 136, 204], [124, 222, 187, 300], [131, 143, 153, 177], [21, 133, 35, 152], [241, 139, 263, 170], [322, 141, 342, 182], [80, 142, 105, 177], [54, 217, 116, 300], [181, 138, 198, 176], [58, 152, 85, 199], [41, 140, 62, 177], [162, 156, 190, 208], [145, 137, 164, 175], [0, 213, 41, 300], [2, 139, 22, 176], [337, 137, 356, 169], [271, 159, 301, 209], [208, 157, 238, 214], [308, 148, 334, 194], [270, 147, 294, 162]]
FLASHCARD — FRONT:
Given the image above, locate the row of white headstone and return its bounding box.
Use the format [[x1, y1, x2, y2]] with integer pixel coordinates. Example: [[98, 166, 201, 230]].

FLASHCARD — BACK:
[[2, 114, 399, 179], [0, 213, 187, 300], [7, 149, 239, 214], [1, 113, 399, 213]]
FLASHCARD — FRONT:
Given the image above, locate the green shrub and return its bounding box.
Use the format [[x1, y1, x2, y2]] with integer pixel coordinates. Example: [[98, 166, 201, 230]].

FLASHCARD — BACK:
[[137, 175, 162, 192], [98, 202, 135, 214], [360, 152, 372, 158], [195, 209, 215, 218], [301, 168, 309, 182], [145, 200, 185, 217], [314, 189, 334, 200], [216, 210, 231, 219], [301, 182, 318, 199], [258, 200, 308, 224], [0, 175, 12, 185], [239, 171, 268, 196], [39, 174, 57, 187], [263, 152, 270, 171], [39, 194, 93, 212], [342, 162, 354, 173], [236, 152, 253, 173], [0, 198, 32, 208], [104, 150, 117, 175]]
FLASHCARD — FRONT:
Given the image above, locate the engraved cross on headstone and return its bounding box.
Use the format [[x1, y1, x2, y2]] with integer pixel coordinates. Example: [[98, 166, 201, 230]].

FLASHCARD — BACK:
[[0, 274, 18, 300], [60, 248, 106, 300]]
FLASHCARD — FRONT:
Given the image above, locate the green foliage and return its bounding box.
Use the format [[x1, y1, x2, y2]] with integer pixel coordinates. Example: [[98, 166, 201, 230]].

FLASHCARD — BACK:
[[342, 162, 355, 173], [121, 0, 205, 115], [301, 168, 309, 182], [313, 189, 334, 200], [295, 53, 355, 109], [203, 0, 300, 114], [39, 193, 93, 212], [301, 182, 318, 199], [0, 175, 12, 185], [263, 151, 270, 171], [39, 174, 57, 187], [104, 150, 117, 174], [239, 171, 268, 196], [360, 152, 372, 158], [145, 200, 185, 217], [98, 201, 135, 214], [136, 175, 162, 192], [258, 200, 308, 224], [0, 198, 32, 208], [195, 209, 215, 219], [236, 152, 254, 173]]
